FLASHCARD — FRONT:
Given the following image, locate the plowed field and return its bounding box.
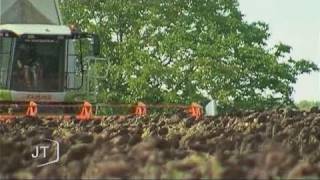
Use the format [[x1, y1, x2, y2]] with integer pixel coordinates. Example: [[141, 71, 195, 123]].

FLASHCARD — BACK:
[[1, 109, 320, 179]]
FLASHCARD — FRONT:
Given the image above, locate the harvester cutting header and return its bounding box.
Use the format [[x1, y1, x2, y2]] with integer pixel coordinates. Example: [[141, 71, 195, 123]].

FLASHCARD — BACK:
[[0, 0, 205, 121]]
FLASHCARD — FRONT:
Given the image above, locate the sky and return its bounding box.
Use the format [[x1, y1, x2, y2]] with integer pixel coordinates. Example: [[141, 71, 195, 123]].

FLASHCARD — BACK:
[[238, 0, 320, 102]]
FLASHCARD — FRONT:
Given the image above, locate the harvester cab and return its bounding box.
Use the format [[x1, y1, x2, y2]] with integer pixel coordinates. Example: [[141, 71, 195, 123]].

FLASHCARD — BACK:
[[0, 0, 100, 104]]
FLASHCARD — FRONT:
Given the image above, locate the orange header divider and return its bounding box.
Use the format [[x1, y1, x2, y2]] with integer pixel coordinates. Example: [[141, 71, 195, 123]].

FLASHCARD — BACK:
[[188, 102, 202, 120], [26, 101, 38, 118], [134, 102, 147, 117], [76, 101, 93, 121]]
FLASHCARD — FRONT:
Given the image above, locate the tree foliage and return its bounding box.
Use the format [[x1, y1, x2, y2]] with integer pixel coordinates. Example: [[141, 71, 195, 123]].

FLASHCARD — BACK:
[[59, 0, 318, 110], [296, 100, 320, 111]]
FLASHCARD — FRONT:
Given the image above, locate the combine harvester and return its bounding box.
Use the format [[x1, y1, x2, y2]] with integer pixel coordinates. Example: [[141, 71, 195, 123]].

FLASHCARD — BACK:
[[0, 0, 204, 121]]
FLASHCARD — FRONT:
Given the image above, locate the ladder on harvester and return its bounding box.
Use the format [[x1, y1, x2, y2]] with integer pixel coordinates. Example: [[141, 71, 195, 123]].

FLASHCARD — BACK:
[[84, 56, 111, 114]]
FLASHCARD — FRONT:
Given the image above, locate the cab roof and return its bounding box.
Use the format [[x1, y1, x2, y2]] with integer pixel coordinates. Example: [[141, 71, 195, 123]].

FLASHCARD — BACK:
[[0, 24, 71, 36]]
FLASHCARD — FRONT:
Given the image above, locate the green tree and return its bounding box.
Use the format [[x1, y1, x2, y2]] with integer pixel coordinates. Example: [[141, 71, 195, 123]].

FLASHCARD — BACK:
[[296, 100, 320, 111], [59, 0, 318, 110]]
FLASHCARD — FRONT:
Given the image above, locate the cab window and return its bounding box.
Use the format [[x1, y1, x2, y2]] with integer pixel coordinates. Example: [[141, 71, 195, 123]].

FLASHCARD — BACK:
[[0, 38, 12, 88], [11, 38, 65, 92]]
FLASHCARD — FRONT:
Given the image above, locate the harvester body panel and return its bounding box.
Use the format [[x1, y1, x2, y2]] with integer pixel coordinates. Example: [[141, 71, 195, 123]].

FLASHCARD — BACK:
[[0, 0, 62, 25]]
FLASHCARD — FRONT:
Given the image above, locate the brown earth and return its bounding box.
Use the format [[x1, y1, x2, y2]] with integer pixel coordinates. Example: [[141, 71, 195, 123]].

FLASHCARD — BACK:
[[1, 109, 320, 179]]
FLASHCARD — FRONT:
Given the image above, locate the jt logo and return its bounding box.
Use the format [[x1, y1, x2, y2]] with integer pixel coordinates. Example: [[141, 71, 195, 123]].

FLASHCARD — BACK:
[[32, 146, 49, 159], [31, 139, 60, 167]]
